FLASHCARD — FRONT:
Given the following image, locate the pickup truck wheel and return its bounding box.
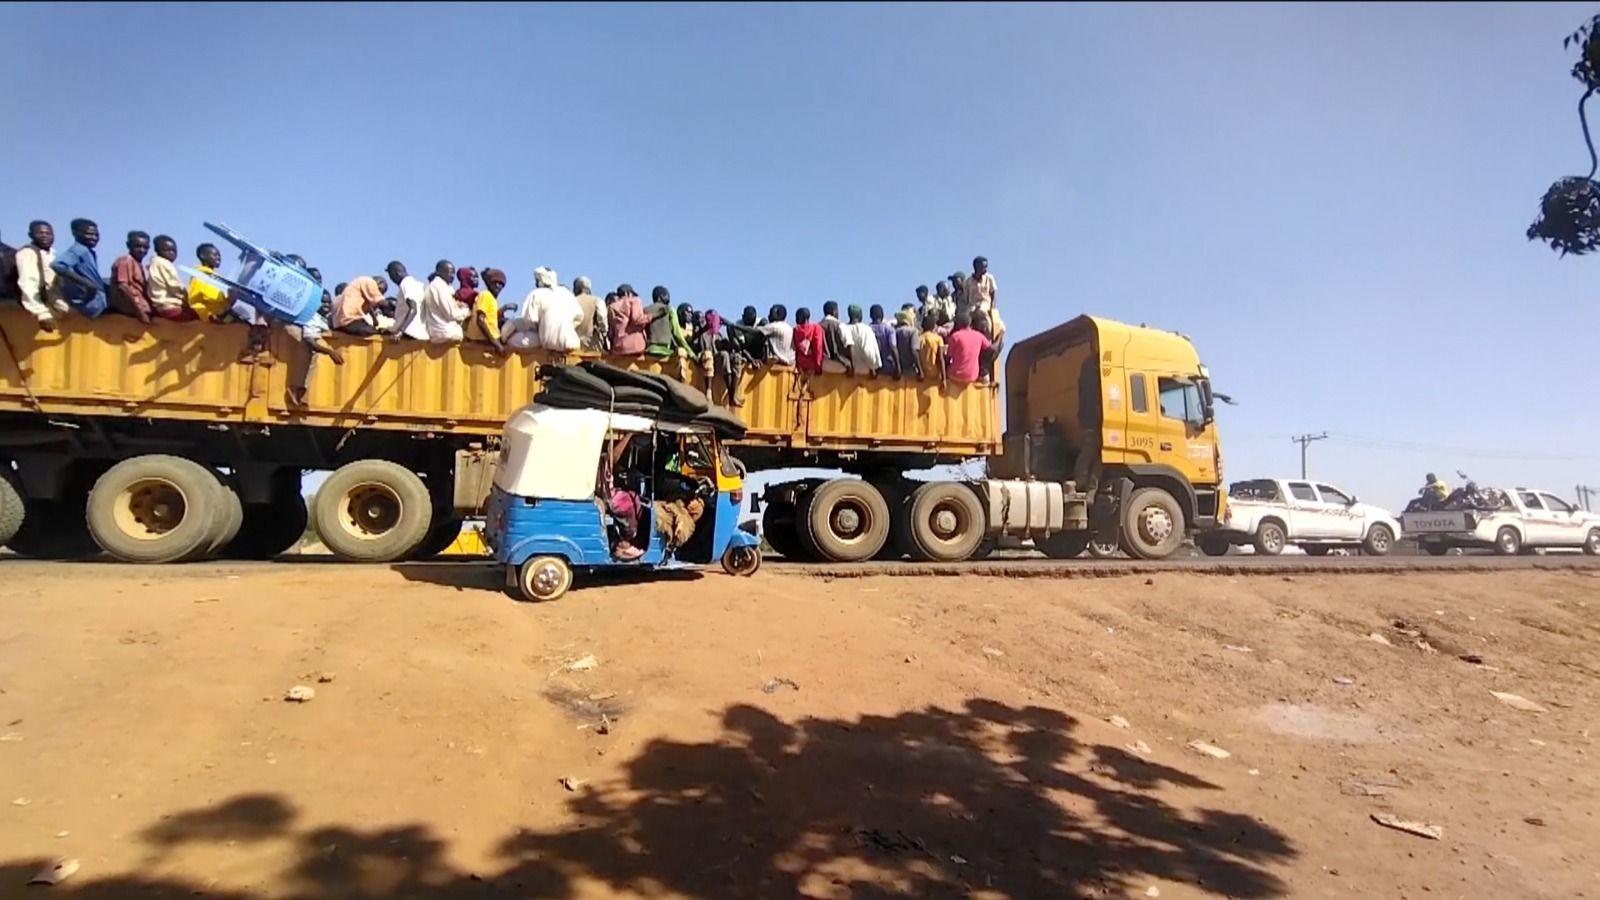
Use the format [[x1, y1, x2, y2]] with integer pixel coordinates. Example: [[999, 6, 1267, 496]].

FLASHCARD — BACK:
[[1302, 545, 1331, 557], [86, 455, 226, 564], [1197, 534, 1231, 557], [313, 460, 433, 562], [905, 482, 986, 562], [800, 479, 890, 562], [1122, 487, 1186, 560], [1362, 523, 1395, 557], [0, 466, 23, 548], [1252, 520, 1287, 556], [1038, 531, 1089, 559], [1584, 529, 1600, 556], [1494, 526, 1521, 557], [1087, 539, 1120, 558]]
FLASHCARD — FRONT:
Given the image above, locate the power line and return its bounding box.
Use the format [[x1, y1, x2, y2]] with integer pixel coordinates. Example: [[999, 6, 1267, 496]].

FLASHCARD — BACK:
[[1327, 433, 1600, 463]]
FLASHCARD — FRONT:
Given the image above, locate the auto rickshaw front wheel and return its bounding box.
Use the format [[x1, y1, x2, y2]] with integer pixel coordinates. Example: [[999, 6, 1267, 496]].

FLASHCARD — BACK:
[[721, 544, 762, 577], [517, 555, 573, 602]]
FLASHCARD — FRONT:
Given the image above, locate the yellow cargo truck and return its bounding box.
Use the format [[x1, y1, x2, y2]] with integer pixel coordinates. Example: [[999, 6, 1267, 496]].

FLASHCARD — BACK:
[[0, 308, 1222, 564]]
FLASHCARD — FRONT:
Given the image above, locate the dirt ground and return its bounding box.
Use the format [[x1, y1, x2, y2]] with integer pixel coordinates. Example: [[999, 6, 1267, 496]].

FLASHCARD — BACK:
[[1, 560, 1597, 899]]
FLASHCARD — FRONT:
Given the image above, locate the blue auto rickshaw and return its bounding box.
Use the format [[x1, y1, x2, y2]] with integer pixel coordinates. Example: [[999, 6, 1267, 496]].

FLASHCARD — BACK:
[[484, 403, 762, 601]]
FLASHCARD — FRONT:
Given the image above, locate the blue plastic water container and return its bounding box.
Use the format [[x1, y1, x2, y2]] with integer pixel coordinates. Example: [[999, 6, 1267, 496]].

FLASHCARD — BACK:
[[200, 222, 323, 325]]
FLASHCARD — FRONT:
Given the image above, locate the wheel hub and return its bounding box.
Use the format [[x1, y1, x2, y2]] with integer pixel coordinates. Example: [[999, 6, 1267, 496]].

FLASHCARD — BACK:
[[1139, 508, 1174, 543], [115, 479, 188, 540], [832, 503, 864, 538], [533, 563, 562, 594], [931, 507, 959, 538], [342, 483, 401, 538]]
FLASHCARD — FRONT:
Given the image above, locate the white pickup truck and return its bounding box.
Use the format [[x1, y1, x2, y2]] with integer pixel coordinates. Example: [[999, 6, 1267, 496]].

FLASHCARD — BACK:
[[1400, 487, 1600, 556], [1199, 478, 1401, 556]]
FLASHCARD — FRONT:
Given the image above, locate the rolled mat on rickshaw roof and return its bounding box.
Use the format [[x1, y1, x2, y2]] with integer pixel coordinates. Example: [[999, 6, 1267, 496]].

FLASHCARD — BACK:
[[533, 365, 746, 439], [577, 360, 710, 415]]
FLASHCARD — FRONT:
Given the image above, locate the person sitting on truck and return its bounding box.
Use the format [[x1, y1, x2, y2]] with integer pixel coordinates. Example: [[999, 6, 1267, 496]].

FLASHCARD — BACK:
[[51, 218, 109, 320], [332, 274, 389, 336], [506, 265, 581, 351], [419, 259, 466, 344], [971, 309, 999, 383], [819, 301, 850, 373], [15, 220, 67, 331], [386, 260, 429, 341], [948, 271, 969, 320], [969, 256, 997, 309], [184, 243, 231, 322], [146, 235, 192, 321], [894, 305, 922, 380], [759, 303, 795, 366], [1072, 353, 1102, 495], [105, 230, 154, 324], [845, 304, 881, 376], [573, 276, 608, 353], [606, 284, 650, 356], [466, 268, 506, 351], [644, 286, 693, 360], [1417, 473, 1449, 509], [792, 306, 825, 374], [869, 304, 899, 378], [917, 313, 946, 386], [944, 309, 991, 385], [929, 281, 955, 326]]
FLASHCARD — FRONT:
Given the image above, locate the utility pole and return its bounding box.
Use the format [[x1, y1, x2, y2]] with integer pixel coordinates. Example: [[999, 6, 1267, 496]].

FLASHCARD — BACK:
[[1292, 432, 1329, 479], [1578, 484, 1600, 511]]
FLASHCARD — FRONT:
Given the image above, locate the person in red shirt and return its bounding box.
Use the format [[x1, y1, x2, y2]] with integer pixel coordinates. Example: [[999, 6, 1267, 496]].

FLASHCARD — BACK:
[[109, 230, 153, 324], [944, 310, 993, 385], [791, 306, 826, 374]]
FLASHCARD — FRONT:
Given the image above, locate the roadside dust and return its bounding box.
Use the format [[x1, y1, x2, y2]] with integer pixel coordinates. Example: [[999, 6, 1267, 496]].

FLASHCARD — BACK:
[[0, 561, 1596, 897]]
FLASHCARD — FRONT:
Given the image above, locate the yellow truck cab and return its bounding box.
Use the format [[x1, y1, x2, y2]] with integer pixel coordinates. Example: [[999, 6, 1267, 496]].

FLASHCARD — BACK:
[[993, 315, 1225, 558]]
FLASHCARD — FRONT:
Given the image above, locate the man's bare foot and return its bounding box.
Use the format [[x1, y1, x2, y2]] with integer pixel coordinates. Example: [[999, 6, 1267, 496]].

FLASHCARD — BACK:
[[36, 318, 57, 334], [287, 388, 308, 406]]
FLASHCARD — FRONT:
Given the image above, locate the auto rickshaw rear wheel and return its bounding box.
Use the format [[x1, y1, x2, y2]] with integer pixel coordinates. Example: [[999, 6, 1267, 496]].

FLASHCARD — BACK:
[[517, 555, 573, 602], [721, 544, 762, 577]]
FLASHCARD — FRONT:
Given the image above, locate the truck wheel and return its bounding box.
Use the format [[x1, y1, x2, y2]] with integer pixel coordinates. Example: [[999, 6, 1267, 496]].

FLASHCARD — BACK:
[[1421, 540, 1450, 556], [799, 479, 890, 562], [904, 482, 986, 562], [198, 472, 244, 561], [1038, 531, 1089, 559], [761, 499, 811, 561], [1252, 520, 1286, 557], [1584, 529, 1599, 556], [9, 498, 99, 559], [517, 555, 572, 602], [411, 516, 465, 560], [0, 466, 23, 548], [86, 455, 225, 563], [1122, 487, 1186, 560], [1198, 534, 1231, 557], [1362, 523, 1395, 556], [1494, 526, 1521, 556], [226, 492, 309, 559], [313, 460, 433, 562]]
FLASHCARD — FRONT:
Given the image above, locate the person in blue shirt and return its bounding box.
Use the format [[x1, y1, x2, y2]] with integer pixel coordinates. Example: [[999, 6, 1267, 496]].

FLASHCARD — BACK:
[[50, 218, 108, 318]]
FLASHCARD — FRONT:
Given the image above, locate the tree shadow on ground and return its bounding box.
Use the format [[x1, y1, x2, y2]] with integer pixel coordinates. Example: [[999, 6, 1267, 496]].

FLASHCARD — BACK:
[[0, 699, 1294, 898]]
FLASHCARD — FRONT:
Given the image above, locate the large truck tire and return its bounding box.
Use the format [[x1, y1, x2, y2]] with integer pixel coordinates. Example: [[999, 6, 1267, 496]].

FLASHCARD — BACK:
[[411, 516, 465, 560], [798, 479, 890, 562], [197, 471, 244, 561], [9, 498, 99, 559], [226, 492, 309, 559], [0, 466, 23, 548], [1121, 486, 1186, 560], [1038, 531, 1089, 559], [86, 455, 225, 563], [761, 498, 811, 561], [904, 482, 986, 562], [313, 460, 433, 562]]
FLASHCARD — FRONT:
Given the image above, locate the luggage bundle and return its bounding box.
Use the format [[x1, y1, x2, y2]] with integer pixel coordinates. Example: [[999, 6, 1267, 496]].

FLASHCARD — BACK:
[[535, 361, 748, 439]]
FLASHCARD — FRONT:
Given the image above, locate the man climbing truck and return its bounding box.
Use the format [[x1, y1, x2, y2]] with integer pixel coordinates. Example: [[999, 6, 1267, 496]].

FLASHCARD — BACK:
[[0, 308, 1221, 564]]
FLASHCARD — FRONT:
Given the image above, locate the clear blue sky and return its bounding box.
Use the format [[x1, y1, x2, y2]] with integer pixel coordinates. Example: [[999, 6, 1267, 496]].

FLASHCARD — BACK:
[[4, 2, 1598, 509]]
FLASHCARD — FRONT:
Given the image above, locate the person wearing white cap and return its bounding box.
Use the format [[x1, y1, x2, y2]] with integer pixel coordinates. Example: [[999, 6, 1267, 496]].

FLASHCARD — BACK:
[[505, 265, 582, 351]]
